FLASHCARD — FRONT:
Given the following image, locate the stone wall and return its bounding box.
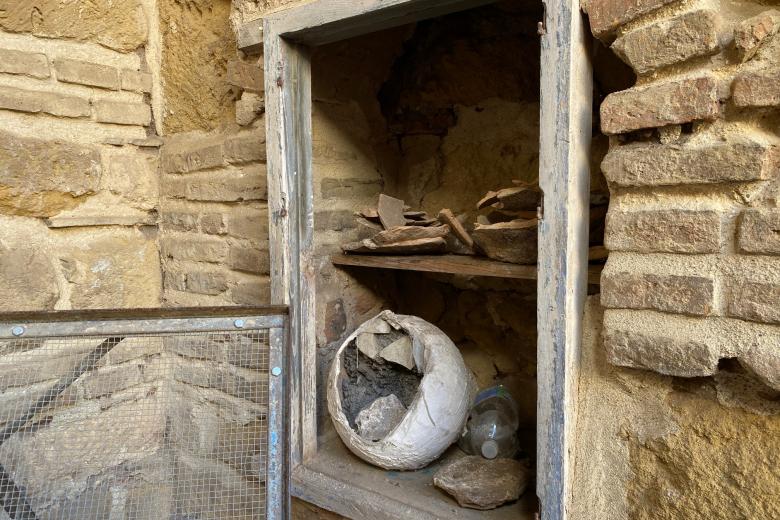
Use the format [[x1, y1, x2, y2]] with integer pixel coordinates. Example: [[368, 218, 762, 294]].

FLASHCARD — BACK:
[[0, 0, 161, 312]]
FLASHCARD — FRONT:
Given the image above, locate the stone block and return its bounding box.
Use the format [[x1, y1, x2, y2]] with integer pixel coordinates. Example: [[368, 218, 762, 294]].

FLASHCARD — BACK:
[[229, 246, 270, 274], [236, 92, 264, 126], [173, 358, 266, 403], [0, 245, 59, 311], [162, 142, 225, 174], [224, 134, 266, 164], [231, 278, 271, 305], [227, 59, 264, 93], [0, 48, 49, 78], [186, 168, 268, 202], [162, 211, 199, 232], [601, 140, 776, 187], [201, 213, 227, 235], [0, 1, 148, 53], [320, 177, 383, 199], [228, 209, 269, 241], [186, 271, 228, 295], [0, 129, 100, 216], [738, 209, 780, 255], [604, 328, 719, 377], [162, 176, 187, 198], [95, 100, 151, 126], [600, 76, 719, 134], [732, 72, 780, 108], [605, 209, 721, 253], [583, 0, 681, 38], [612, 10, 719, 74], [727, 280, 780, 324], [161, 236, 228, 263], [0, 85, 90, 119], [601, 272, 714, 316], [314, 210, 357, 231], [78, 363, 147, 399], [121, 69, 153, 93], [734, 9, 780, 62], [164, 270, 187, 292], [54, 59, 120, 90]]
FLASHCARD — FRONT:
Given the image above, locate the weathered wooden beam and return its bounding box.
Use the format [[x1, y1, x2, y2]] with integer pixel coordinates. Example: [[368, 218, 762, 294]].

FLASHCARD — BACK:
[[238, 18, 264, 54]]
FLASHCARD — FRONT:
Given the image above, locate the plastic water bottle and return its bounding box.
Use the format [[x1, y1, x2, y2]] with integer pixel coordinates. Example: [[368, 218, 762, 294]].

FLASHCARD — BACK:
[[458, 385, 519, 459]]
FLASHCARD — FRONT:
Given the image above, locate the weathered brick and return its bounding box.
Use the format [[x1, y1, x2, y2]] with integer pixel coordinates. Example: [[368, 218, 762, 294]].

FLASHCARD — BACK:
[[601, 140, 776, 187], [314, 210, 358, 231], [605, 209, 721, 253], [604, 328, 719, 377], [121, 69, 153, 93], [228, 209, 268, 241], [227, 59, 264, 93], [186, 168, 267, 202], [54, 59, 120, 90], [229, 246, 270, 274], [0, 86, 90, 118], [612, 10, 719, 74], [162, 176, 188, 198], [321, 177, 383, 199], [161, 236, 228, 263], [734, 9, 780, 62], [224, 134, 265, 164], [738, 209, 780, 255], [95, 100, 151, 126], [0, 48, 49, 78], [164, 271, 187, 292], [601, 272, 714, 316], [231, 278, 271, 305], [600, 76, 718, 135], [732, 72, 780, 108], [186, 271, 228, 296], [201, 213, 227, 235], [163, 143, 225, 173], [162, 212, 198, 232], [583, 0, 681, 38], [727, 280, 780, 324]]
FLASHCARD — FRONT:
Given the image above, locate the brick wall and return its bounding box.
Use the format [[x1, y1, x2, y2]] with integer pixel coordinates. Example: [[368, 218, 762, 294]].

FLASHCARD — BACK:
[[583, 0, 780, 390]]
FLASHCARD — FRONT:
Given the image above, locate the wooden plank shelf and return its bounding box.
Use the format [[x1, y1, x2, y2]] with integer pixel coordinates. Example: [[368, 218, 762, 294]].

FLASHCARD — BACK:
[[331, 254, 603, 284]]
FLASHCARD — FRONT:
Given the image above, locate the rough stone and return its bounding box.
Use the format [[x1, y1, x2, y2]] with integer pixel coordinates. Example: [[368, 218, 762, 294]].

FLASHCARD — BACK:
[[227, 59, 264, 93], [95, 100, 151, 126], [229, 245, 269, 274], [54, 59, 120, 90], [612, 10, 720, 74], [186, 271, 228, 296], [314, 210, 357, 232], [727, 280, 780, 325], [162, 212, 199, 232], [605, 209, 721, 253], [161, 236, 228, 263], [163, 142, 225, 174], [0, 48, 49, 79], [601, 272, 714, 316], [355, 394, 407, 441], [472, 220, 538, 264], [201, 213, 227, 235], [121, 70, 154, 93], [321, 178, 382, 200], [604, 327, 719, 377], [732, 72, 780, 108], [601, 140, 777, 187], [433, 456, 530, 510], [734, 9, 780, 62], [583, 0, 681, 38], [600, 76, 719, 135], [186, 168, 268, 202], [236, 92, 264, 126], [0, 130, 100, 217], [0, 85, 90, 119], [0, 0, 148, 52], [231, 277, 271, 305], [228, 208, 268, 240], [0, 245, 59, 311], [224, 134, 266, 164], [738, 209, 780, 255]]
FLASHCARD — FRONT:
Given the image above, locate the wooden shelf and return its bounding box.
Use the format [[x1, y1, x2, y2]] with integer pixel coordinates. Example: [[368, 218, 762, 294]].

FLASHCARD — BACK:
[[331, 254, 603, 284]]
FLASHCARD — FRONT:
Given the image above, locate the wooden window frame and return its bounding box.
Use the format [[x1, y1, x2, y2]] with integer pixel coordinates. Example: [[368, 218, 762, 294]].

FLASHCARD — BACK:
[[257, 1, 593, 518]]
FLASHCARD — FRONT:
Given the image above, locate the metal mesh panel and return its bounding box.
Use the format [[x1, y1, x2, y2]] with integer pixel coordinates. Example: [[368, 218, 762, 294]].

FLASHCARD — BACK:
[[0, 320, 277, 520]]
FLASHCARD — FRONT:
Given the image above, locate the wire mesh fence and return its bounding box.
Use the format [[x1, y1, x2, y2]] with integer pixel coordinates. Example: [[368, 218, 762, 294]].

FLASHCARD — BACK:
[[0, 310, 286, 520]]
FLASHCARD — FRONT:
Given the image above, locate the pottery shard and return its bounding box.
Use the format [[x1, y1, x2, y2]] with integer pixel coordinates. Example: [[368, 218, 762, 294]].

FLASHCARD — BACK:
[[372, 225, 450, 246], [380, 335, 415, 370], [377, 194, 406, 230], [342, 237, 447, 255], [438, 209, 475, 250], [477, 185, 540, 212], [472, 220, 538, 264], [434, 456, 531, 510], [357, 332, 383, 359], [356, 394, 407, 442]]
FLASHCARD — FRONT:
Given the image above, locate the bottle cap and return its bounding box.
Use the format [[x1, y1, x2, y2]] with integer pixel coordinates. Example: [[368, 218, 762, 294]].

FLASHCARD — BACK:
[[481, 440, 499, 459]]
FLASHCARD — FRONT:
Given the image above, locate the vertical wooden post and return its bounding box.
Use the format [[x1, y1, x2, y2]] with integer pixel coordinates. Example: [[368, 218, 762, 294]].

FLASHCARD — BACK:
[[537, 0, 593, 518]]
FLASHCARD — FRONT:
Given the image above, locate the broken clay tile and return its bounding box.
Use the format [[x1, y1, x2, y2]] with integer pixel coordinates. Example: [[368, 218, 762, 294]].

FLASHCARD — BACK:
[[342, 237, 448, 255], [380, 335, 415, 370], [472, 219, 538, 264], [406, 218, 439, 226], [477, 190, 500, 210], [359, 207, 380, 221], [494, 186, 541, 211], [438, 209, 475, 250], [372, 225, 450, 246], [377, 194, 407, 230]]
